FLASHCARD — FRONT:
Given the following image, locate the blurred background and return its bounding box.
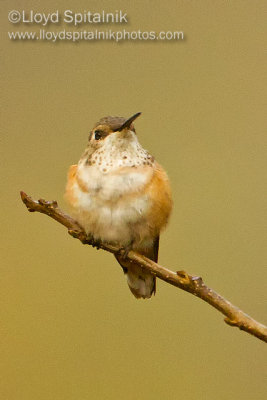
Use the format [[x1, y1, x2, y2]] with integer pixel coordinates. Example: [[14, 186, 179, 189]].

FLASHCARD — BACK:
[[1, 0, 266, 399]]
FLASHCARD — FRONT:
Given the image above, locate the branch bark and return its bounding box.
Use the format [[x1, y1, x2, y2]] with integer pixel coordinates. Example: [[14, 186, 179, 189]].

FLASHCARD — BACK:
[[20, 191, 267, 343]]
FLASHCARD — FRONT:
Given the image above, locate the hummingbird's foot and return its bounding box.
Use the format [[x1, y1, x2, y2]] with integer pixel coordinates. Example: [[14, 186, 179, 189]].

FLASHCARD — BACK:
[[120, 240, 134, 259], [86, 234, 101, 250]]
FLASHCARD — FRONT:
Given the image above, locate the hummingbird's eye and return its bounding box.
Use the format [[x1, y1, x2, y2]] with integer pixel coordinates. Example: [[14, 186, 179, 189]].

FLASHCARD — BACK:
[[94, 130, 103, 140]]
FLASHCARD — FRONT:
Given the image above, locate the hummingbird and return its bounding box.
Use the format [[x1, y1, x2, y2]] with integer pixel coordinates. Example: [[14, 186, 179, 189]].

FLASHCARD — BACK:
[[65, 112, 172, 299]]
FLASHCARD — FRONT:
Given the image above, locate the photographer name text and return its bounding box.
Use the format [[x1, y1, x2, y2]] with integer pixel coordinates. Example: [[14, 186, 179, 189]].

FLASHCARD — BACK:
[[8, 10, 128, 26]]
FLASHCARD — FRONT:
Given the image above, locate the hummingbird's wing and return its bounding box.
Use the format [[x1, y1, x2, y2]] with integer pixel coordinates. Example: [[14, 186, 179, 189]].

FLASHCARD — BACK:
[[64, 164, 78, 208], [150, 235, 159, 263], [115, 236, 159, 299]]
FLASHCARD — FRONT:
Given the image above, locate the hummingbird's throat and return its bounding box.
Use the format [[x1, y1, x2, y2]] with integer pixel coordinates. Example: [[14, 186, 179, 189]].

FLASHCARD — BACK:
[[84, 134, 154, 172]]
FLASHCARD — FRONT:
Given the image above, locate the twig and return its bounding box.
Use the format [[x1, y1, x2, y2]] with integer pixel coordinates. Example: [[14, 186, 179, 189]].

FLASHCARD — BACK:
[[20, 191, 267, 343]]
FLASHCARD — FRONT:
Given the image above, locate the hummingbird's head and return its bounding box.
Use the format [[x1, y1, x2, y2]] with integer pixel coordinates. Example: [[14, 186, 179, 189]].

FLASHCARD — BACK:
[[80, 112, 153, 170], [88, 112, 141, 147]]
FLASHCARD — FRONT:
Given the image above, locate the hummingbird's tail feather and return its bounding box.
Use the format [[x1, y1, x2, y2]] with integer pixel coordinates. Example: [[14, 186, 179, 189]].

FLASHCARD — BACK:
[[115, 236, 159, 299], [126, 266, 156, 299]]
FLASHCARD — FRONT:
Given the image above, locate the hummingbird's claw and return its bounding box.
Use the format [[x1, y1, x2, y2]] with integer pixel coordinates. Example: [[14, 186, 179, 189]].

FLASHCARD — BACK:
[[86, 234, 101, 250], [120, 240, 134, 259]]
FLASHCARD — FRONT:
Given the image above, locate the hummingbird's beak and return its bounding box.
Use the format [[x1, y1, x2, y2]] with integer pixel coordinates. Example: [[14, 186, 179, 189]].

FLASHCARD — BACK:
[[117, 112, 142, 131]]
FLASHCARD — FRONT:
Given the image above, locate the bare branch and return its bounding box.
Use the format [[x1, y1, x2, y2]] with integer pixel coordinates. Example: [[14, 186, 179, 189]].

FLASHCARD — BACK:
[[20, 191, 267, 343]]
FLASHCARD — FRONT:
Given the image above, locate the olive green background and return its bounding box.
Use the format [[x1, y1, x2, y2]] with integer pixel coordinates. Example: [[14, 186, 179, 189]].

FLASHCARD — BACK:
[[1, 0, 266, 399]]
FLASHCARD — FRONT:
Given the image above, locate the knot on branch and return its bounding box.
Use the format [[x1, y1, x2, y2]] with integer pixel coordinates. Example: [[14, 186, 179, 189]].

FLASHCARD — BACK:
[[68, 229, 86, 242], [176, 270, 190, 284], [224, 317, 239, 327], [176, 270, 203, 289], [38, 198, 58, 209], [191, 275, 203, 287]]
